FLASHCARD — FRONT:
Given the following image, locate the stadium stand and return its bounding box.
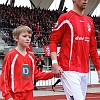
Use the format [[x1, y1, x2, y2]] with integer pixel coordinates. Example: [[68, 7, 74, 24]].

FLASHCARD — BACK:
[[0, 4, 100, 48]]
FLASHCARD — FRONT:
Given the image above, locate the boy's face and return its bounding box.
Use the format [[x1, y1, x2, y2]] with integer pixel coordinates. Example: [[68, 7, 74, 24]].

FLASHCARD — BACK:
[[15, 31, 32, 48]]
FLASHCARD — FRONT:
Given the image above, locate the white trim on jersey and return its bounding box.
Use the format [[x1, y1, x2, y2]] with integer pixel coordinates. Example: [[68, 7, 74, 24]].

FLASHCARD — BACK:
[[11, 54, 18, 92], [3, 51, 16, 94], [52, 20, 74, 67]]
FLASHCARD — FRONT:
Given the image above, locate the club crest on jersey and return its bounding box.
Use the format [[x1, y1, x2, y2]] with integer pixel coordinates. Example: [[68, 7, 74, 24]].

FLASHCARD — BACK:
[[22, 66, 30, 76], [87, 23, 91, 32]]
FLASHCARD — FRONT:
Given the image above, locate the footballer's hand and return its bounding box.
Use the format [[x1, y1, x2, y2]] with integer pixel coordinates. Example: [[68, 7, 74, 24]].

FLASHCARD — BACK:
[[52, 63, 63, 78]]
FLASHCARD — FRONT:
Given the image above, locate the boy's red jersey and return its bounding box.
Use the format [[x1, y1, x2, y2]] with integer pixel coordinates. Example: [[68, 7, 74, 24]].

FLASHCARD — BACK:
[[1, 49, 52, 99]]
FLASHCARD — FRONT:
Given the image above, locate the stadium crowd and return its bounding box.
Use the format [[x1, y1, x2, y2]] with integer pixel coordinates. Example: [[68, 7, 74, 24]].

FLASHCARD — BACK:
[[0, 4, 100, 48]]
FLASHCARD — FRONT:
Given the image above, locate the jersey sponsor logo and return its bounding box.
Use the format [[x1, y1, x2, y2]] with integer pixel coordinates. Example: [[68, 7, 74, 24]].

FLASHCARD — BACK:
[[75, 36, 90, 42], [22, 66, 30, 76], [75, 36, 84, 40], [87, 23, 91, 32], [19, 78, 30, 80]]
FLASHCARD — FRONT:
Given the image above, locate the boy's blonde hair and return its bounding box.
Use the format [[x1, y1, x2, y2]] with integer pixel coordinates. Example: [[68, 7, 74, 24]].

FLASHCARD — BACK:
[[12, 25, 33, 38]]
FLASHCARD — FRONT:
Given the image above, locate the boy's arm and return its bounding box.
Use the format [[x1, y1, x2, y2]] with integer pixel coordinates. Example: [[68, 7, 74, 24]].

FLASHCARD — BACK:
[[1, 58, 12, 100], [34, 66, 53, 80]]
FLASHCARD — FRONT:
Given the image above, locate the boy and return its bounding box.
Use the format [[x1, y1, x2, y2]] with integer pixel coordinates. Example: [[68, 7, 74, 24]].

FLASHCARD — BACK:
[[1, 25, 53, 100]]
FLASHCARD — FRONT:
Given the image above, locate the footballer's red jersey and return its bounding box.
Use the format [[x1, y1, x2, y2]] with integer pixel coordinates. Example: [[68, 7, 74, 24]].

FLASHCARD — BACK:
[[50, 10, 100, 73], [1, 49, 52, 99]]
